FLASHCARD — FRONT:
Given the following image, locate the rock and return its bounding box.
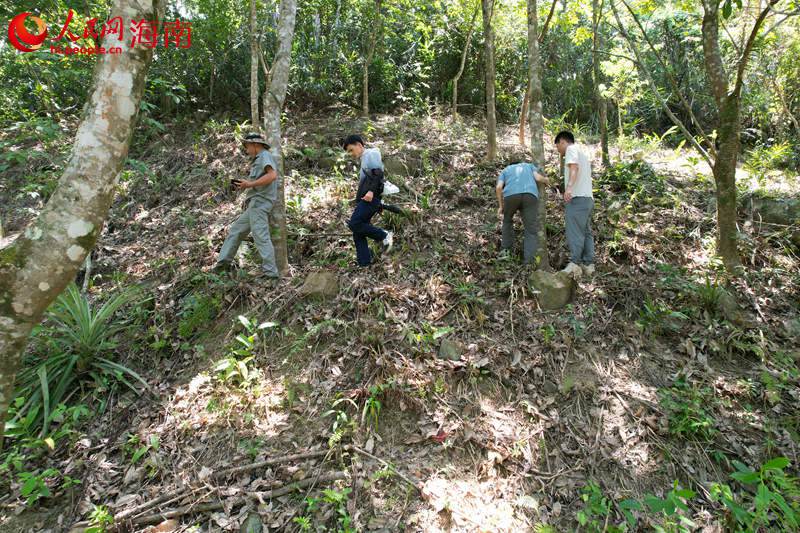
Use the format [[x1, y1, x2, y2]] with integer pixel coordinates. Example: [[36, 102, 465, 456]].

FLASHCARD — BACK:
[[783, 317, 800, 339], [384, 152, 423, 177], [240, 513, 263, 533], [438, 338, 463, 361], [751, 195, 800, 226], [530, 270, 576, 310], [146, 519, 181, 533], [750, 194, 800, 248], [318, 155, 338, 169], [298, 271, 339, 300], [717, 289, 743, 324]]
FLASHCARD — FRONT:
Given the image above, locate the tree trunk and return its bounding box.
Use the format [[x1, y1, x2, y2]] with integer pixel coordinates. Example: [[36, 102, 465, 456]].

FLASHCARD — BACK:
[[712, 96, 743, 272], [592, 0, 609, 166], [452, 4, 479, 119], [527, 0, 549, 269], [262, 0, 298, 276], [250, 0, 260, 127], [362, 0, 382, 117], [0, 0, 163, 447], [519, 0, 558, 146], [482, 0, 497, 161]]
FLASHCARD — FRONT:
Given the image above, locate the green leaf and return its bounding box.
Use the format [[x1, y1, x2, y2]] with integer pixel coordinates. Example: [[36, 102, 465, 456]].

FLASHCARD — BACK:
[[762, 457, 790, 471], [755, 483, 771, 514], [722, 0, 733, 18], [731, 471, 760, 484]]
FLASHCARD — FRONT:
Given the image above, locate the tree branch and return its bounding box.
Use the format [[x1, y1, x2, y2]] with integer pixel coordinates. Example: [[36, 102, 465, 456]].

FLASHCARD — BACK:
[[619, 0, 716, 157], [733, 0, 780, 97]]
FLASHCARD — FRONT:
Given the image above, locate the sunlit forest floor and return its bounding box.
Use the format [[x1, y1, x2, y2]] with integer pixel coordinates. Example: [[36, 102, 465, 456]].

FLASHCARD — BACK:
[[1, 110, 799, 532]]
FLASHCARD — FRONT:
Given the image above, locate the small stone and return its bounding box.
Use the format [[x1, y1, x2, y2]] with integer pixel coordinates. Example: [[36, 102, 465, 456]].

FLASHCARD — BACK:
[[147, 519, 180, 533], [239, 512, 263, 533], [438, 338, 463, 361], [298, 271, 339, 300], [530, 270, 576, 310]]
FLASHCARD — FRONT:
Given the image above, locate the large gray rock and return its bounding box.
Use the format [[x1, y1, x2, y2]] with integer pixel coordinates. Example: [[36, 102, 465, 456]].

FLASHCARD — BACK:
[[298, 271, 339, 300], [783, 317, 800, 339], [384, 152, 423, 177], [751, 195, 800, 226], [751, 195, 800, 247], [530, 270, 576, 310]]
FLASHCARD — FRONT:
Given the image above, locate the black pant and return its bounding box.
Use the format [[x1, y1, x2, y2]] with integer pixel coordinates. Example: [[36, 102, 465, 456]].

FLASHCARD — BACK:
[[347, 199, 387, 266]]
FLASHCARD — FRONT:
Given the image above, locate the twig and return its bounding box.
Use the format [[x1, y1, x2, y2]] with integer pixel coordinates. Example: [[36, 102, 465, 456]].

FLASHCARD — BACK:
[[345, 445, 420, 492], [126, 472, 347, 527], [214, 449, 332, 479]]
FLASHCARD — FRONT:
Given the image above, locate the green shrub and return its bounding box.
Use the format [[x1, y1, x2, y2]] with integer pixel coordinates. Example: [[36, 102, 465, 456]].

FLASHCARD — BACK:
[[177, 292, 220, 339], [599, 160, 664, 196], [12, 284, 146, 437], [658, 376, 718, 442], [713, 457, 800, 530]]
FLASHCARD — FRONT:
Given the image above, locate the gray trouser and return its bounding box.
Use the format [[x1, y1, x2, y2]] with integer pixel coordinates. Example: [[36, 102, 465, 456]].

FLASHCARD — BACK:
[[565, 196, 594, 264], [217, 200, 279, 276], [501, 193, 539, 264]]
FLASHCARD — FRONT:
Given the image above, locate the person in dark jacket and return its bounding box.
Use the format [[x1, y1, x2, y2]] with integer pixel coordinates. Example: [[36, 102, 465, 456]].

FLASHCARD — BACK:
[[342, 134, 394, 267]]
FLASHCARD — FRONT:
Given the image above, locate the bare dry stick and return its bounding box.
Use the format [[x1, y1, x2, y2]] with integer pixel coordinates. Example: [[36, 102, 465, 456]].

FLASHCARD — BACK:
[[72, 449, 333, 529], [128, 472, 347, 527], [214, 449, 332, 479], [345, 445, 420, 492]]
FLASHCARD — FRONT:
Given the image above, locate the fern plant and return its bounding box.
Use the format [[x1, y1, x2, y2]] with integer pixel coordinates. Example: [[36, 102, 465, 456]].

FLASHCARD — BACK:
[[11, 284, 147, 437]]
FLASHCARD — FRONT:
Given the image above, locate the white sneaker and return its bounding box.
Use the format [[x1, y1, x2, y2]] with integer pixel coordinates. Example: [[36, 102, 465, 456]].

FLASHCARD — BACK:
[[383, 231, 394, 252], [562, 262, 583, 278], [582, 264, 595, 276]]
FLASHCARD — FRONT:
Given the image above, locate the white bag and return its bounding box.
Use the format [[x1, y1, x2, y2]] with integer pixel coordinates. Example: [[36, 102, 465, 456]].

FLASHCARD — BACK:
[[384, 180, 400, 195]]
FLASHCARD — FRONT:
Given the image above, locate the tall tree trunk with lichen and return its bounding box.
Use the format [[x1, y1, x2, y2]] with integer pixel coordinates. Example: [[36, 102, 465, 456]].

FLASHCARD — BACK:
[[262, 0, 298, 276], [250, 0, 260, 128], [527, 0, 549, 269], [362, 0, 382, 116], [482, 0, 497, 161], [0, 0, 164, 448], [519, 0, 558, 146]]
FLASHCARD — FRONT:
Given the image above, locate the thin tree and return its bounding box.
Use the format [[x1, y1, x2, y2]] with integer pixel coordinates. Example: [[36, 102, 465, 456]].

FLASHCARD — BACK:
[[611, 0, 785, 272], [700, 0, 780, 271], [250, 0, 260, 127], [452, 2, 480, 119], [362, 0, 383, 116], [592, 0, 609, 166], [527, 0, 550, 269], [518, 0, 558, 146], [482, 0, 497, 161], [262, 0, 298, 275], [0, 0, 164, 446]]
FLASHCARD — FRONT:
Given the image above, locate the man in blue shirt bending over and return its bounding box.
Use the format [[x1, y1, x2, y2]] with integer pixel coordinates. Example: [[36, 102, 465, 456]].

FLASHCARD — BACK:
[[495, 160, 548, 265]]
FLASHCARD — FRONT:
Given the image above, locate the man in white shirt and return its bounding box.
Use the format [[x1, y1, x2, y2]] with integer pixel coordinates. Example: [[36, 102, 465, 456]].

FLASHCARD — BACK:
[[555, 131, 595, 277]]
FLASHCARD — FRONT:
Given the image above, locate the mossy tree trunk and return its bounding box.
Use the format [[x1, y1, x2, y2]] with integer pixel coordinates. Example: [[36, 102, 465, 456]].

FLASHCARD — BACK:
[[527, 0, 550, 269], [482, 0, 497, 161], [262, 0, 298, 276]]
